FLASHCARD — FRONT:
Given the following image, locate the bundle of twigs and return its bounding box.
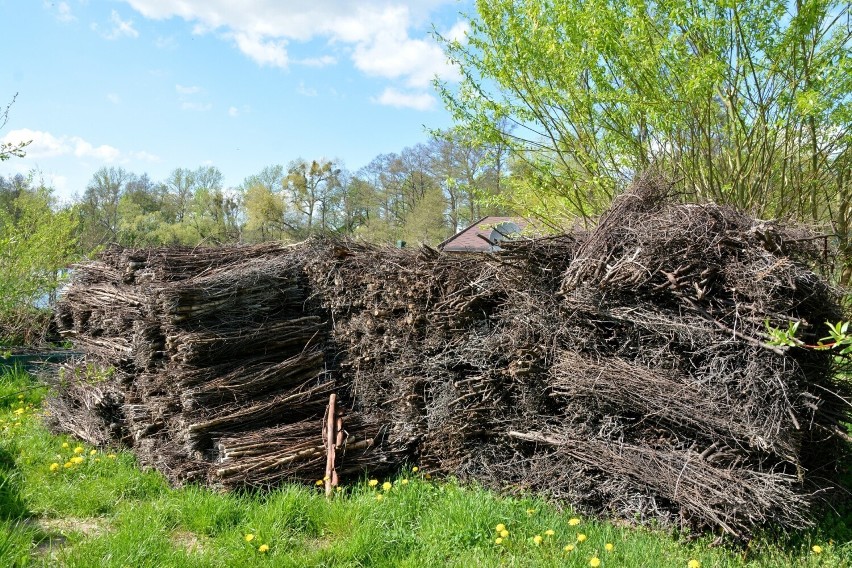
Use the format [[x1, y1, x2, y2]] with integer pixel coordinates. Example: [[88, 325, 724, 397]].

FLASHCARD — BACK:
[[49, 174, 851, 538], [214, 413, 415, 487]]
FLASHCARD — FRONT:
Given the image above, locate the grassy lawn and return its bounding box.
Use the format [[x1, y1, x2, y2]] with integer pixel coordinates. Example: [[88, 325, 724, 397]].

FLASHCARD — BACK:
[[1, 367, 850, 567]]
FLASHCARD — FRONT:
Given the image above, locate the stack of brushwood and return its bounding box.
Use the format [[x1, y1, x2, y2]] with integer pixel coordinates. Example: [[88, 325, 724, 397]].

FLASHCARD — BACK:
[[51, 242, 408, 485], [50, 175, 851, 539]]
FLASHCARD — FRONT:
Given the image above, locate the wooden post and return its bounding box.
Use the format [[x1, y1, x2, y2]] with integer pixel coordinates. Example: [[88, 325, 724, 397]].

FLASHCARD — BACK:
[[324, 393, 337, 496]]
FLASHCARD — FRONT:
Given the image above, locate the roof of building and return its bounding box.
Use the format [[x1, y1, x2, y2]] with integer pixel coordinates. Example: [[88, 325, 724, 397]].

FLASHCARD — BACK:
[[438, 216, 528, 252]]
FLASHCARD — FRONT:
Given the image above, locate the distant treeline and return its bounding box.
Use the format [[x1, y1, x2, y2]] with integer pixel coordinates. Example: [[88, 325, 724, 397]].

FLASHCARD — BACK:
[[1, 128, 511, 256]]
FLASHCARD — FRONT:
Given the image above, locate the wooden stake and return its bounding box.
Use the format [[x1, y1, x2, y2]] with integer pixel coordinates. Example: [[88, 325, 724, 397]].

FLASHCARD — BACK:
[[324, 393, 337, 496]]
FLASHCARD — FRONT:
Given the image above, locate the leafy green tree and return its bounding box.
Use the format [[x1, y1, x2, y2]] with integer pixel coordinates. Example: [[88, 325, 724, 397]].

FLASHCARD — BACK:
[[402, 186, 450, 245], [438, 0, 851, 232], [0, 175, 78, 342], [243, 179, 287, 242], [286, 159, 342, 234]]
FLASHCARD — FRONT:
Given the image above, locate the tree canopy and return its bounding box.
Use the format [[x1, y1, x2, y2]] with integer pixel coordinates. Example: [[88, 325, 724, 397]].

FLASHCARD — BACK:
[[438, 0, 851, 231]]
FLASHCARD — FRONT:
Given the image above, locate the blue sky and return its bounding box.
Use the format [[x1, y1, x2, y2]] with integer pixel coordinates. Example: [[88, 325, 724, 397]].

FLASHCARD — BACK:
[[1, 0, 471, 201]]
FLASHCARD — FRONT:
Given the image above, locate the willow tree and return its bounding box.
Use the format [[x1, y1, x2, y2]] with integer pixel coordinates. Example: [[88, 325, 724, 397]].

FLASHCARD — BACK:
[[437, 0, 851, 237]]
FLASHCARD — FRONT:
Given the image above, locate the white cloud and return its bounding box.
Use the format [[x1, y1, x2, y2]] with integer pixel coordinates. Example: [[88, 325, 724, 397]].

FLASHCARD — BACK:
[[103, 10, 140, 40], [45, 1, 76, 23], [0, 129, 149, 164], [120, 0, 463, 90], [2, 129, 67, 159], [107, 93, 121, 104], [297, 82, 318, 97], [228, 105, 250, 117], [176, 84, 202, 95], [231, 32, 288, 67], [374, 88, 435, 111], [155, 35, 178, 49], [296, 55, 337, 68], [181, 102, 213, 112], [71, 137, 121, 161], [128, 150, 161, 162]]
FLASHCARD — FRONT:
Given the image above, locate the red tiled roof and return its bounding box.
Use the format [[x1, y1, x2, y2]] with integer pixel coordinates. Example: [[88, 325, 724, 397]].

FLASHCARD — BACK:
[[438, 216, 528, 252]]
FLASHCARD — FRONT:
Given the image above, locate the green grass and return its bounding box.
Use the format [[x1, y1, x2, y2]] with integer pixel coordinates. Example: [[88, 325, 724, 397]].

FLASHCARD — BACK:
[[1, 368, 851, 567]]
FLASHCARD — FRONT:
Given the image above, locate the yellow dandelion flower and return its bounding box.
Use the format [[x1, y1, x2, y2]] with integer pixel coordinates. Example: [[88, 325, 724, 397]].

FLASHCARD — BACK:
[[577, 533, 587, 542], [500, 529, 509, 538], [564, 544, 575, 552], [89, 449, 97, 455], [605, 543, 614, 552], [401, 478, 409, 485], [315, 479, 324, 486], [687, 560, 701, 568], [590, 557, 601, 567], [495, 523, 506, 533], [62, 442, 69, 449], [71, 456, 84, 464], [376, 494, 384, 501], [13, 408, 24, 415], [568, 517, 581, 526], [812, 545, 823, 554], [63, 462, 73, 468], [382, 481, 392, 491], [323, 475, 330, 481], [107, 454, 117, 459], [412, 466, 419, 472], [424, 473, 432, 479], [49, 463, 59, 472], [533, 535, 543, 545], [73, 446, 84, 455], [95, 458, 101, 463], [495, 537, 503, 545], [368, 479, 379, 487], [526, 508, 536, 516], [544, 529, 555, 536], [17, 394, 24, 399], [244, 534, 255, 542], [258, 544, 269, 553]]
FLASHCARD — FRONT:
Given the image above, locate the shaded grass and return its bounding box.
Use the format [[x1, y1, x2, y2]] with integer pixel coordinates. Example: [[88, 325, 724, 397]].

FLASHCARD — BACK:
[[1, 368, 851, 567]]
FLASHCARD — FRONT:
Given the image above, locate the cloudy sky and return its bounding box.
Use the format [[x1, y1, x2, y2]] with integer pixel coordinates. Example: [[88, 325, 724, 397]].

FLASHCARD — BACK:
[[1, 0, 471, 201]]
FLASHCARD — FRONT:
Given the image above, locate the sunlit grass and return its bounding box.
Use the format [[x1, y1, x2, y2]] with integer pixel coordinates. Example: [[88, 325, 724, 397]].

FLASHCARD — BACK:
[[1, 368, 851, 567]]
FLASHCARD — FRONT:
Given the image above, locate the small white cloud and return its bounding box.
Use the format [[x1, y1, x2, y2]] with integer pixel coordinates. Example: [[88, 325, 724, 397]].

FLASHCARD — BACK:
[[176, 84, 202, 95], [231, 32, 288, 67], [155, 35, 178, 49], [181, 102, 213, 111], [71, 137, 121, 161], [128, 150, 160, 162], [297, 82, 317, 97], [295, 55, 337, 67], [107, 93, 121, 104], [227, 105, 250, 117], [103, 10, 139, 40], [374, 88, 435, 111], [45, 1, 76, 22]]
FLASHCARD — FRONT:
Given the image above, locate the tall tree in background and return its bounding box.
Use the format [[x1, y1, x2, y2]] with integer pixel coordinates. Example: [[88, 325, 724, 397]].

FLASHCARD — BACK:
[[438, 0, 851, 234], [286, 159, 342, 234], [79, 166, 134, 248]]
